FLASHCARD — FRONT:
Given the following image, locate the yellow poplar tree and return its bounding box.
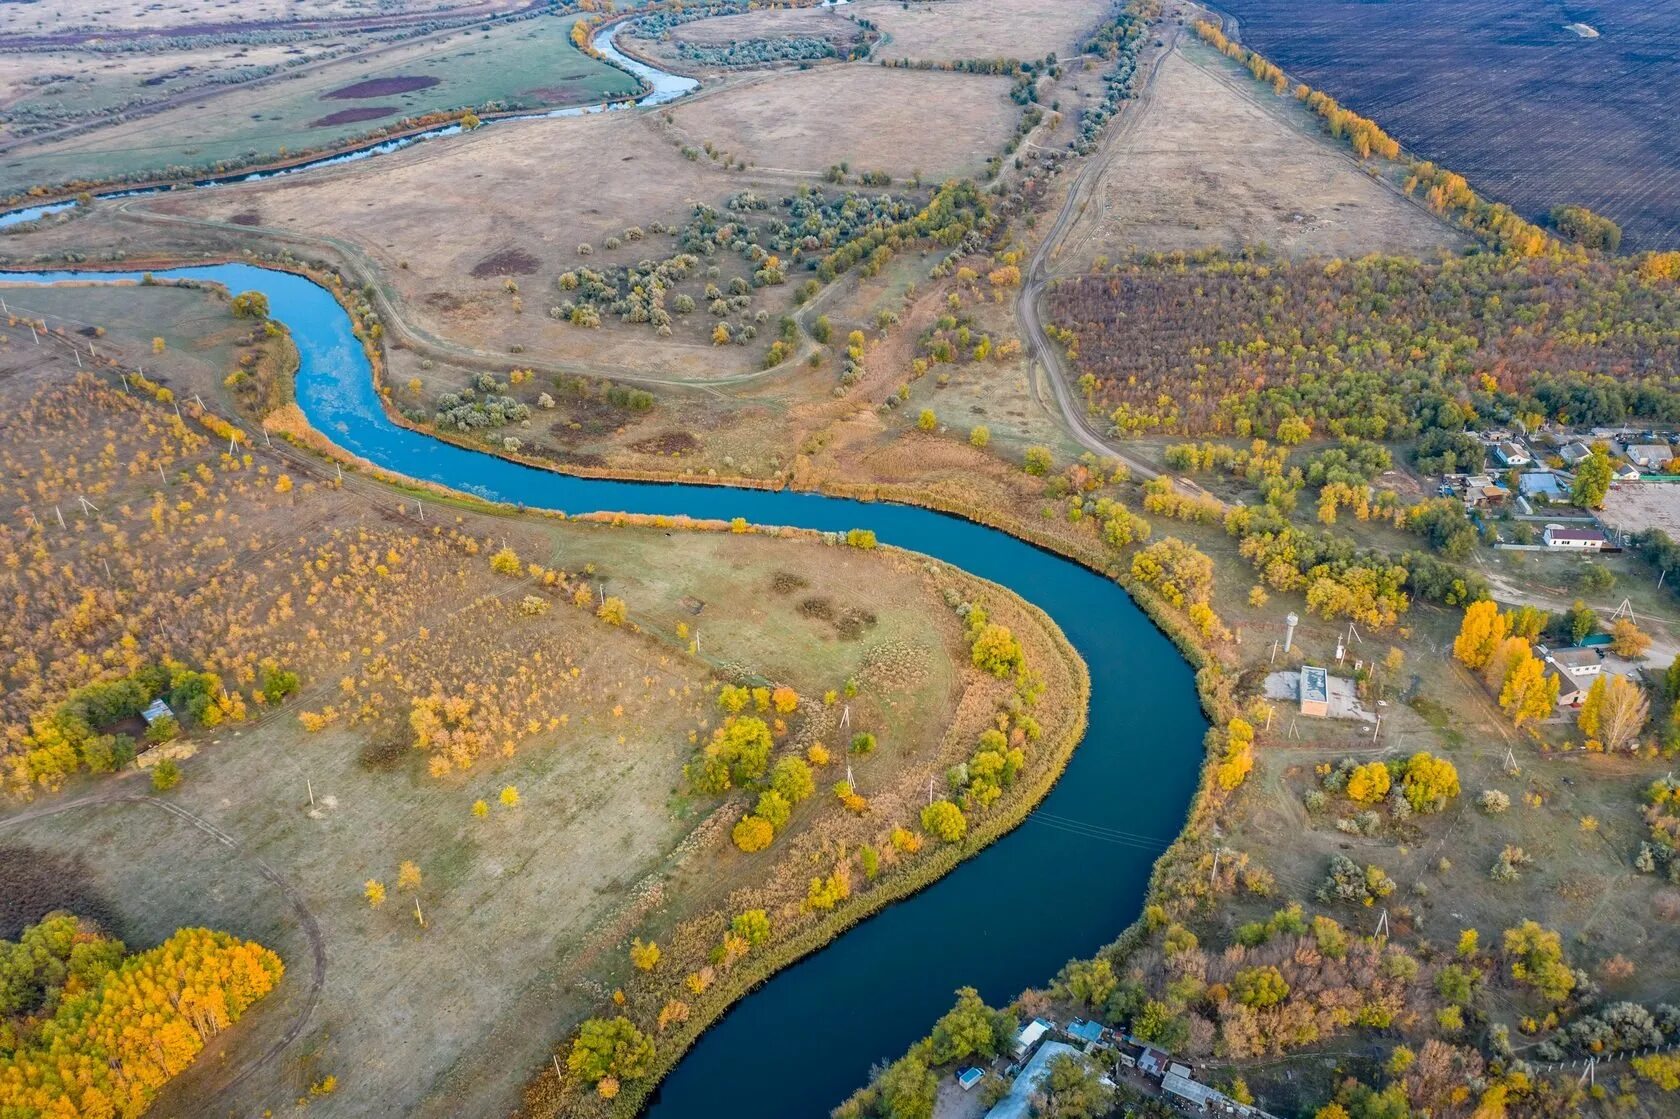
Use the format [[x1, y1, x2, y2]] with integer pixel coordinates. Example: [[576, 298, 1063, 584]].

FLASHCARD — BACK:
[[1452, 600, 1507, 670]]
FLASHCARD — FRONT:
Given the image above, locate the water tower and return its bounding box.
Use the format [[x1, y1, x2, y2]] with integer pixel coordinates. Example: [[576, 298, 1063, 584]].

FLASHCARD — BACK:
[[1284, 612, 1299, 653]]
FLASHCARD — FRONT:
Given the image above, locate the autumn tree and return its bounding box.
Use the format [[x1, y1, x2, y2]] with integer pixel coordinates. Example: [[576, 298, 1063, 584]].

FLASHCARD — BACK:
[[567, 1017, 654, 1085], [629, 938, 661, 971], [922, 800, 967, 842], [1611, 618, 1652, 658], [1572, 448, 1613, 509], [1498, 645, 1557, 726], [1581, 673, 1649, 751], [1400, 752, 1459, 813], [1346, 761, 1391, 804], [1503, 921, 1576, 1003], [1452, 600, 1507, 670], [927, 986, 1016, 1065]]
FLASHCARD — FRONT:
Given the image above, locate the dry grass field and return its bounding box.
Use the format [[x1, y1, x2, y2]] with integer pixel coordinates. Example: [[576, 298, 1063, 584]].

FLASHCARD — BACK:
[[1216, 0, 1680, 250], [0, 281, 1085, 1118], [148, 110, 788, 378], [1054, 42, 1461, 270], [666, 64, 1018, 179], [856, 0, 1111, 62]]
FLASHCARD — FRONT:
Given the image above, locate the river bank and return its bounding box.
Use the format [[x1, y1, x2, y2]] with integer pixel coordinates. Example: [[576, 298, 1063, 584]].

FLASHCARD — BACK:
[[0, 262, 1212, 1119]]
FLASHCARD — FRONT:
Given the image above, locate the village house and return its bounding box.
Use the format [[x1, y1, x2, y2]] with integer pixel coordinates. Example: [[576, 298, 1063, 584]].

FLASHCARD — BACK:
[[1622, 443, 1673, 471], [1542, 646, 1603, 709], [1558, 441, 1593, 467], [1613, 461, 1643, 483], [1542, 524, 1607, 551], [1493, 442, 1532, 467]]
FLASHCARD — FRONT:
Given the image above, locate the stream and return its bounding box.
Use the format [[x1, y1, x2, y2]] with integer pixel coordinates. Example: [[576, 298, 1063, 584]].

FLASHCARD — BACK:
[[0, 262, 1203, 1117]]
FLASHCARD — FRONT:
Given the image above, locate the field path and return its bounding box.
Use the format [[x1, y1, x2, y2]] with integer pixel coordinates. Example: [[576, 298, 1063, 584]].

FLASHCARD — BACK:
[[0, 786, 328, 1099], [1016, 24, 1184, 480]]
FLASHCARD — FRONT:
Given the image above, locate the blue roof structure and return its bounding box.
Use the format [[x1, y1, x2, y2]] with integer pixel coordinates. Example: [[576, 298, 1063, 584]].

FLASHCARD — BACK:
[[958, 1067, 985, 1089], [1066, 1019, 1104, 1043], [1518, 472, 1565, 499]]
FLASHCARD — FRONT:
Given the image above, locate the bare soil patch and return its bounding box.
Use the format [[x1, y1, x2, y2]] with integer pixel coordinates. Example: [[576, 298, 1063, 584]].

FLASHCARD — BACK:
[[469, 246, 541, 277], [855, 0, 1109, 61], [307, 105, 401, 128], [1598, 484, 1680, 540], [0, 845, 119, 939], [1055, 45, 1460, 269], [324, 74, 442, 100], [228, 210, 264, 226], [667, 64, 1016, 178]]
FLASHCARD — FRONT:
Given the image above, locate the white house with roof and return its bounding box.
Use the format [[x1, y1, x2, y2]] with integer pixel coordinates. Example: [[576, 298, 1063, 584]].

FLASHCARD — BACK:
[[1542, 524, 1607, 550], [1543, 646, 1603, 709], [1613, 461, 1643, 483], [1493, 442, 1532, 467]]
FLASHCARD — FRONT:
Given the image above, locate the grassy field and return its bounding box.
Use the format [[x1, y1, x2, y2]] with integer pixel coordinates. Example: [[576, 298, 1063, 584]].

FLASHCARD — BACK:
[[0, 279, 1086, 1118], [665, 64, 1019, 180], [0, 0, 518, 37], [626, 5, 866, 73], [1053, 38, 1462, 271], [0, 12, 638, 197], [1215, 0, 1680, 250], [856, 0, 1111, 62]]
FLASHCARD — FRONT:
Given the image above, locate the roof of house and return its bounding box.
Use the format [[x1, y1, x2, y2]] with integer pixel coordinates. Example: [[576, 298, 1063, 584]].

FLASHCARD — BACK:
[[1066, 1019, 1104, 1043], [1496, 443, 1531, 460], [1135, 1045, 1169, 1076], [1544, 525, 1607, 543], [984, 1041, 1080, 1119], [1548, 667, 1584, 700], [1560, 441, 1592, 457], [140, 698, 173, 723], [1163, 1070, 1230, 1108], [1519, 472, 1565, 497], [1550, 647, 1602, 669], [1625, 443, 1671, 460], [1014, 1018, 1051, 1052], [1301, 665, 1329, 704], [1615, 462, 1643, 480]]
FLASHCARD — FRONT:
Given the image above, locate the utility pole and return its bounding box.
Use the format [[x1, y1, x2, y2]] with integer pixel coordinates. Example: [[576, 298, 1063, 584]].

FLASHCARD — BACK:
[[1375, 907, 1389, 940], [55, 505, 65, 529], [1209, 848, 1220, 889], [307, 779, 315, 808]]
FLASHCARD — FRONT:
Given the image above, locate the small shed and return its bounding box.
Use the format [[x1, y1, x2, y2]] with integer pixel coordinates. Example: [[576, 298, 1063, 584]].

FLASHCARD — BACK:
[[1300, 666, 1329, 717], [141, 699, 174, 724], [957, 1067, 985, 1091]]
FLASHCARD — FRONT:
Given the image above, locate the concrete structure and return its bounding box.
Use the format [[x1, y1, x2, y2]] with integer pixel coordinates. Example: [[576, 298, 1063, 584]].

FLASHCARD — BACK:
[[1542, 524, 1607, 550], [983, 1041, 1080, 1119], [1494, 442, 1532, 467], [1300, 665, 1329, 717]]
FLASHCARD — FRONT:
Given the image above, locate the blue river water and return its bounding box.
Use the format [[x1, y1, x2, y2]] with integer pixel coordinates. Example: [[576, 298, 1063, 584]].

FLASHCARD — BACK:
[[0, 264, 1204, 1117]]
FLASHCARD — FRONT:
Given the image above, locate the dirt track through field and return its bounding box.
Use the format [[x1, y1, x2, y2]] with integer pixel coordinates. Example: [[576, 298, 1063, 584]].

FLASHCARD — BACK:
[[0, 788, 327, 1102]]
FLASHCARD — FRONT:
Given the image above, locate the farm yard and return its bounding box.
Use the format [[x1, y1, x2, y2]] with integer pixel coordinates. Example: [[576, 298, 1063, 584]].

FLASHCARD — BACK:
[[0, 280, 1085, 1118], [1214, 0, 1680, 249], [1052, 40, 1461, 268], [0, 10, 637, 199]]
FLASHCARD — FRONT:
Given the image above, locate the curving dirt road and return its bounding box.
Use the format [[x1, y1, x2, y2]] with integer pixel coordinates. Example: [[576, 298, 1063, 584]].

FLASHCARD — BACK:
[[1016, 24, 1188, 481], [0, 787, 327, 1103]]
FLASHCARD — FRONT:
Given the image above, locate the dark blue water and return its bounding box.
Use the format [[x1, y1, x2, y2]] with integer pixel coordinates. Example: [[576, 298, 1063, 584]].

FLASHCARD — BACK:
[[0, 264, 1205, 1118]]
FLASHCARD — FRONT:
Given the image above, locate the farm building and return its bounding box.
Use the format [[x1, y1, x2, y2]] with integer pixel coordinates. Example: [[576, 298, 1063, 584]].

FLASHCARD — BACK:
[[1543, 646, 1603, 710], [1493, 442, 1531, 467], [1300, 665, 1329, 717], [1542, 524, 1607, 550]]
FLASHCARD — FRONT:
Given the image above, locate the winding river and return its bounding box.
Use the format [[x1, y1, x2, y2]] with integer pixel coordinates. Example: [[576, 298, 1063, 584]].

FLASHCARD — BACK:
[[0, 263, 1203, 1117]]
